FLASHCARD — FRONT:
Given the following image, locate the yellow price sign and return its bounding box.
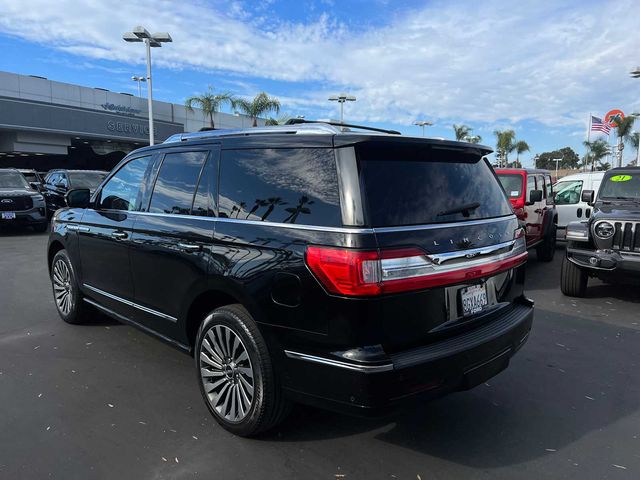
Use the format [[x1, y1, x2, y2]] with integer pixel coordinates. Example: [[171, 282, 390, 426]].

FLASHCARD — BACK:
[[610, 175, 632, 182]]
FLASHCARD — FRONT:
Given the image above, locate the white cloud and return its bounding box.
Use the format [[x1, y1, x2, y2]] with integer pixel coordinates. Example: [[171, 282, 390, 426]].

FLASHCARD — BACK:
[[0, 0, 638, 129]]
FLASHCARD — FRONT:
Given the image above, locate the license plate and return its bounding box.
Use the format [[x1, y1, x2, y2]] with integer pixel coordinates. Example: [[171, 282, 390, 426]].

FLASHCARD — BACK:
[[460, 284, 488, 316], [1, 212, 16, 220]]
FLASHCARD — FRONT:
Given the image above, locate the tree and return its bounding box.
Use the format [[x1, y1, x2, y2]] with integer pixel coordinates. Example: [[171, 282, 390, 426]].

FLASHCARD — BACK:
[[493, 129, 516, 167], [185, 87, 235, 129], [235, 92, 281, 127], [536, 147, 580, 170], [582, 140, 610, 171], [630, 131, 640, 166], [515, 140, 530, 165], [611, 116, 636, 167], [466, 135, 482, 144], [452, 124, 481, 143]]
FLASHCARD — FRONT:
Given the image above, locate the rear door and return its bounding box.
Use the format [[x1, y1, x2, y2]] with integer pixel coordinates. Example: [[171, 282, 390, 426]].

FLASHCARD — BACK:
[[129, 147, 217, 338], [354, 141, 521, 342], [77, 155, 155, 314]]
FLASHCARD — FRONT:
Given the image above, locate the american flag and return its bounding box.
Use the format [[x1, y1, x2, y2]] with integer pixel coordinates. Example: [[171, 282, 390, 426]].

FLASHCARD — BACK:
[[591, 116, 611, 134]]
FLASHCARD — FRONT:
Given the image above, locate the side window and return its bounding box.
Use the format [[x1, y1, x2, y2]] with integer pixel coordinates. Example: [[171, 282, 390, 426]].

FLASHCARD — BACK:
[[192, 154, 217, 217], [526, 175, 536, 202], [554, 180, 583, 205], [99, 156, 152, 211], [545, 175, 553, 203], [59, 174, 68, 189], [148, 151, 208, 215], [537, 175, 545, 199], [46, 173, 58, 186], [219, 148, 341, 226]]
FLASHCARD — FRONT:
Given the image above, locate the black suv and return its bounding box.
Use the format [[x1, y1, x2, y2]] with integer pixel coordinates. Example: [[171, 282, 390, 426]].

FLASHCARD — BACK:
[[561, 167, 640, 296], [43, 169, 107, 216], [0, 168, 48, 232], [47, 122, 533, 436]]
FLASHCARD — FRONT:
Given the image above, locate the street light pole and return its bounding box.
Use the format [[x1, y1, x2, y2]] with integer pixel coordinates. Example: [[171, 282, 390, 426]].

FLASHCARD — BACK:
[[328, 93, 356, 123], [123, 26, 172, 146], [414, 120, 433, 137], [552, 157, 562, 181], [131, 76, 146, 97]]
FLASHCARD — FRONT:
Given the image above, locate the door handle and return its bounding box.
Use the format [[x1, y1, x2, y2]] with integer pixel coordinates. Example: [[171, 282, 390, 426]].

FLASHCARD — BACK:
[[111, 231, 128, 239], [178, 242, 201, 252]]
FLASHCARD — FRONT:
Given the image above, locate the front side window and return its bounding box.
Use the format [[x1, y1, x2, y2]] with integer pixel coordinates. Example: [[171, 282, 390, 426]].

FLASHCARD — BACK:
[[149, 151, 208, 215], [554, 180, 583, 205], [99, 156, 152, 211], [219, 148, 341, 226], [526, 175, 536, 202]]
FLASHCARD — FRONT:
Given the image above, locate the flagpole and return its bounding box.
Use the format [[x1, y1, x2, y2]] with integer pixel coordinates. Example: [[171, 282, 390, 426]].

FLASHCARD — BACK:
[[587, 113, 592, 172]]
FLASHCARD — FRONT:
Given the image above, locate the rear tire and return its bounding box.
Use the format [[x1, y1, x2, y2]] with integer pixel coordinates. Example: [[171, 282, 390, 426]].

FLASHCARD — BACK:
[[50, 250, 91, 324], [560, 255, 588, 297], [195, 304, 290, 436], [536, 223, 556, 262]]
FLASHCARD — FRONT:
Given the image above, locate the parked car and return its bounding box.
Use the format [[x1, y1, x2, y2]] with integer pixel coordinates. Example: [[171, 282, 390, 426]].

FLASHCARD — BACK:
[[43, 169, 107, 216], [18, 169, 45, 191], [0, 168, 48, 232], [561, 167, 640, 297], [495, 168, 557, 261], [554, 171, 605, 240], [47, 122, 533, 436]]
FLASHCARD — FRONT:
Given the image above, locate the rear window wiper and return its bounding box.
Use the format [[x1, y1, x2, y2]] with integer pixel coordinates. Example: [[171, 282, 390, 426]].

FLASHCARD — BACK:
[[437, 202, 481, 217]]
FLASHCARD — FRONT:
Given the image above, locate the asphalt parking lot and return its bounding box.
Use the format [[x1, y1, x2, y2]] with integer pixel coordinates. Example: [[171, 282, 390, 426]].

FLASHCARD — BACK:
[[0, 230, 638, 479]]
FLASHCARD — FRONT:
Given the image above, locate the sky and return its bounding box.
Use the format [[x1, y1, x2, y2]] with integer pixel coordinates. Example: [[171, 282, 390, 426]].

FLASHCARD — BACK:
[[0, 0, 639, 166]]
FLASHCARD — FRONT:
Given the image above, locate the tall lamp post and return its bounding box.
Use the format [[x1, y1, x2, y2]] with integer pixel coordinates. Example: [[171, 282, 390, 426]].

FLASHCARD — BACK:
[[328, 93, 356, 123], [123, 26, 172, 145], [414, 120, 433, 137], [131, 75, 146, 97], [552, 157, 563, 181]]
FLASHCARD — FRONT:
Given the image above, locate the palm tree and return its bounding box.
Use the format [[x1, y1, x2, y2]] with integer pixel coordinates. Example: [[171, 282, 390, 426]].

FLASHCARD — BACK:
[[494, 129, 516, 167], [515, 140, 530, 165], [583, 139, 610, 171], [235, 92, 281, 127], [185, 86, 235, 129], [453, 124, 471, 141], [611, 116, 636, 167], [466, 135, 482, 144], [630, 131, 640, 166]]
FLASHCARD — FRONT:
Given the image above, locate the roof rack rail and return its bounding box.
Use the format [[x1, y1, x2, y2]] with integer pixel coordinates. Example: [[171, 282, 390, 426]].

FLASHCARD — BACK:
[[284, 118, 401, 135], [162, 123, 340, 144]]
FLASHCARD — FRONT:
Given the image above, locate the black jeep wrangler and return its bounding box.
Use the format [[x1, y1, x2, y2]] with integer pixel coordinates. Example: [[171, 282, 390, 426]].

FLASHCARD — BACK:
[[561, 167, 640, 297], [48, 121, 533, 436]]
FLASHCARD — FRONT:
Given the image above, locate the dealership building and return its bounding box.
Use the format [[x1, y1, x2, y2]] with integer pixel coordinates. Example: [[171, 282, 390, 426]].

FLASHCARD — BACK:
[[0, 71, 260, 171]]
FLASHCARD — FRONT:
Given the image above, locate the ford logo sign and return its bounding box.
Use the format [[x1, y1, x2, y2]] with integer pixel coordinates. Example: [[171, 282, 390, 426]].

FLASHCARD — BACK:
[[1, 199, 13, 204]]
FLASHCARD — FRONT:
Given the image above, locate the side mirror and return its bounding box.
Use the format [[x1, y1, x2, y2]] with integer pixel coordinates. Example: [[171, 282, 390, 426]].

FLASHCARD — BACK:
[[581, 190, 595, 205], [66, 188, 91, 208], [527, 189, 543, 204]]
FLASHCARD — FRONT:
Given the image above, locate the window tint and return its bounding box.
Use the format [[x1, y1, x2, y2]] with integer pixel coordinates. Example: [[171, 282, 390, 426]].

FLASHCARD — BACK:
[[149, 151, 208, 215], [358, 144, 512, 227], [68, 171, 106, 190], [497, 173, 523, 198], [99, 156, 152, 211], [192, 155, 217, 217], [555, 180, 583, 205], [219, 148, 341, 226]]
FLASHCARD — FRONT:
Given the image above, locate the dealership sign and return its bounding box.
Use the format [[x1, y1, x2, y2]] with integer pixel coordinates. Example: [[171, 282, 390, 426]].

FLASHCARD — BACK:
[[107, 120, 155, 136], [604, 109, 624, 127], [101, 103, 142, 116]]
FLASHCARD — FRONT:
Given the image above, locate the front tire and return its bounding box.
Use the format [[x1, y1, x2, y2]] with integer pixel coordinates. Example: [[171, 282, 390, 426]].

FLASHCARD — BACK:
[[51, 250, 91, 324], [195, 304, 290, 436], [560, 255, 588, 297]]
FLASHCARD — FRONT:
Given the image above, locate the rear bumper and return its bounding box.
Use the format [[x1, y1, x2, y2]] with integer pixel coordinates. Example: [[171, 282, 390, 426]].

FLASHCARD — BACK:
[[0, 208, 47, 226], [282, 298, 534, 415]]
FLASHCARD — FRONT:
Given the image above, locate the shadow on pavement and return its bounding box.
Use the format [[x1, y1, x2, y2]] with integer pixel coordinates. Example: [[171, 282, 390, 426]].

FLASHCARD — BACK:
[[267, 307, 640, 468]]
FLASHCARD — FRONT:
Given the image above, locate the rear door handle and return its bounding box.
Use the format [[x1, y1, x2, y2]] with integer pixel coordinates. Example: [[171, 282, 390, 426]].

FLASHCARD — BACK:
[[178, 242, 201, 252], [111, 231, 128, 239]]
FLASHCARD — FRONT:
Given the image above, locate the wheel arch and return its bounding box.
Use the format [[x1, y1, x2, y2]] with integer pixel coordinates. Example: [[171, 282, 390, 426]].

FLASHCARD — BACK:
[[47, 240, 65, 274]]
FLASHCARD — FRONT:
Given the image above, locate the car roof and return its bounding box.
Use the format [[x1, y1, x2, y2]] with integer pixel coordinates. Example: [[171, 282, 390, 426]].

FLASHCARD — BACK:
[[555, 171, 606, 182], [49, 169, 108, 174], [495, 168, 551, 175]]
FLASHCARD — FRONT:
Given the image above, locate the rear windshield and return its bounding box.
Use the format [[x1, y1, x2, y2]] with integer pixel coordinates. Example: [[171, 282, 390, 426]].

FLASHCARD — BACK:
[[497, 173, 523, 199], [599, 172, 640, 200], [357, 144, 512, 227], [69, 171, 106, 189]]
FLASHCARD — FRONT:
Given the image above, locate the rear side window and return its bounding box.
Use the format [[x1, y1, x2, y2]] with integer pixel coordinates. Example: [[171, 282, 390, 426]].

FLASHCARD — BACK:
[[219, 148, 341, 226], [149, 151, 208, 215], [357, 144, 512, 227], [497, 173, 524, 198], [100, 156, 152, 211]]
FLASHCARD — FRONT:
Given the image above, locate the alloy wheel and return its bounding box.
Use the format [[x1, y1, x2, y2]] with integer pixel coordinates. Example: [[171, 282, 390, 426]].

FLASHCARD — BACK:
[[199, 325, 255, 423], [52, 259, 73, 316]]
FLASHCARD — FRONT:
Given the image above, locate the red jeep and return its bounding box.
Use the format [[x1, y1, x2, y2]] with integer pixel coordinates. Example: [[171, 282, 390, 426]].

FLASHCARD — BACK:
[[496, 168, 557, 261]]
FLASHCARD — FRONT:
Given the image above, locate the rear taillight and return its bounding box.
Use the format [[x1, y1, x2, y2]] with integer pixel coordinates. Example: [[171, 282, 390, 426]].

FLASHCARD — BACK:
[[306, 239, 527, 297]]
